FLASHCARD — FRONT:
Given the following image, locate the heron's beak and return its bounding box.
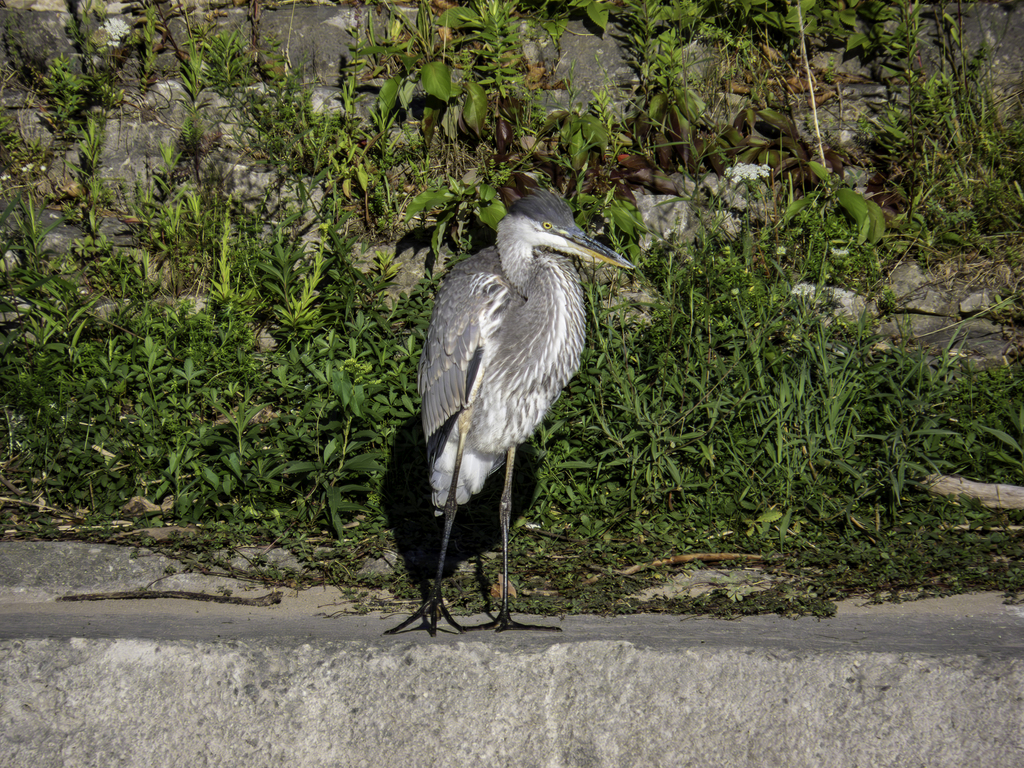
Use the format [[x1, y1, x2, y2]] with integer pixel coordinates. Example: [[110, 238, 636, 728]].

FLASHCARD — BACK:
[[561, 227, 635, 270]]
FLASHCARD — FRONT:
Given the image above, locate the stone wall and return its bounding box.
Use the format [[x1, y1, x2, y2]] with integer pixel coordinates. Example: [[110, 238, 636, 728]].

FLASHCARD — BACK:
[[1, 1, 1022, 366]]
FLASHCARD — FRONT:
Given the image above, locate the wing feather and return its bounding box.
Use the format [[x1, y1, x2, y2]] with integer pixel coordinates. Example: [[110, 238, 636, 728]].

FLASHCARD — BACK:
[[417, 253, 516, 465]]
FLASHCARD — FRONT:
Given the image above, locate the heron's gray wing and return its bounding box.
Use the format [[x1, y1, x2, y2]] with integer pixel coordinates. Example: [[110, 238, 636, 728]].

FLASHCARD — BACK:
[[418, 258, 517, 465]]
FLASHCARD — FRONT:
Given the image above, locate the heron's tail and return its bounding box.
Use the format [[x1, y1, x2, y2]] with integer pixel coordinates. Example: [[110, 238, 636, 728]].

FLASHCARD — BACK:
[[430, 445, 504, 511]]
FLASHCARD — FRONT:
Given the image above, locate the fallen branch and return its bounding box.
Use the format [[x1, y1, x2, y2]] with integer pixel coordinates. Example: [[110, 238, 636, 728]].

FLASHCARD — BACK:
[[924, 474, 1024, 510], [0, 495, 62, 512], [58, 590, 282, 606], [617, 552, 762, 577]]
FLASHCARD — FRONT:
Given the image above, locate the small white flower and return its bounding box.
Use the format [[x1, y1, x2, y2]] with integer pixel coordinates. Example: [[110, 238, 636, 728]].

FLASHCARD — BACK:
[[21, 165, 29, 173], [101, 18, 132, 48], [775, 245, 787, 256], [831, 248, 850, 257], [725, 163, 771, 182], [39, 165, 47, 172]]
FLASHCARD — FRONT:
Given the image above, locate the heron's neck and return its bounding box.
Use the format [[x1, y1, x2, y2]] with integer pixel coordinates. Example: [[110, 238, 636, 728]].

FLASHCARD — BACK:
[[522, 251, 584, 313], [505, 248, 587, 386], [496, 228, 535, 291], [496, 223, 586, 359]]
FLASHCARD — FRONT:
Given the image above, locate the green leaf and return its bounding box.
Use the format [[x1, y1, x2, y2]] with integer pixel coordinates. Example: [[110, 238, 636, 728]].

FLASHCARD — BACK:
[[585, 2, 610, 30], [437, 7, 479, 28], [440, 102, 460, 140], [420, 61, 452, 102], [756, 509, 783, 524], [647, 92, 668, 122], [401, 393, 415, 414], [580, 115, 610, 150], [461, 80, 488, 139], [864, 198, 886, 244], [846, 33, 868, 51], [782, 195, 815, 222], [836, 188, 880, 244], [835, 187, 868, 218], [342, 453, 384, 473], [479, 200, 506, 230], [608, 201, 642, 236], [807, 161, 829, 181], [978, 425, 1023, 453], [677, 90, 706, 123], [377, 76, 400, 116], [396, 78, 417, 112], [202, 466, 221, 491], [431, 210, 455, 255], [225, 452, 243, 480], [405, 189, 455, 220], [757, 108, 790, 131], [541, 19, 567, 40], [422, 96, 444, 148], [559, 460, 597, 470]]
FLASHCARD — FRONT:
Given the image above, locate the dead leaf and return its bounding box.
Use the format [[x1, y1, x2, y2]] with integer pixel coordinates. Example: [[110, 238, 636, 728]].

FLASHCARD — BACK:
[[489, 577, 517, 600]]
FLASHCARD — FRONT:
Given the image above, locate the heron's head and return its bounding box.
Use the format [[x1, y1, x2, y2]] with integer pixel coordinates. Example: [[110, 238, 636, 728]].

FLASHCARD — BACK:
[[498, 189, 635, 274]]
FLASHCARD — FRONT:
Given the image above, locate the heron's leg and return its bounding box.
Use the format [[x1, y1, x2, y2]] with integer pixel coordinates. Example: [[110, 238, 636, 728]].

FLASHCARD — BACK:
[[466, 446, 561, 633], [384, 420, 470, 637]]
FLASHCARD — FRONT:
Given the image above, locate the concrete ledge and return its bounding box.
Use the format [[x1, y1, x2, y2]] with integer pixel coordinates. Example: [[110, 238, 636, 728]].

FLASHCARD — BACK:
[[1, 542, 1023, 766], [3, 633, 1023, 768]]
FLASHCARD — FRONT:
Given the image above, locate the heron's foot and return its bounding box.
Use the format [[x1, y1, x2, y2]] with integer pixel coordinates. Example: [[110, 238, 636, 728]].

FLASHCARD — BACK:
[[464, 611, 561, 633], [384, 597, 466, 637]]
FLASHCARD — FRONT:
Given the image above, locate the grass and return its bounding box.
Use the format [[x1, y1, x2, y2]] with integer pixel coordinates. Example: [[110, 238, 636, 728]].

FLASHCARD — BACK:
[[0, 0, 1022, 617]]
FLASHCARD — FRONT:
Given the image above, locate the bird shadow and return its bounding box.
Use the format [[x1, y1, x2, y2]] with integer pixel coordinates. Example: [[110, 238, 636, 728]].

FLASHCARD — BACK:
[[382, 416, 540, 610]]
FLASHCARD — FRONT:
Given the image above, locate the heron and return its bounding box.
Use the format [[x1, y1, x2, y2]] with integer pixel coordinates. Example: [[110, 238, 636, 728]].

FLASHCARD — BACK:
[[386, 188, 634, 636]]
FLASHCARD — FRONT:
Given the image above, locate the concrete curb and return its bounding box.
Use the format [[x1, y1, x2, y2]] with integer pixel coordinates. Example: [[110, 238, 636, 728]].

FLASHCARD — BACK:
[[1, 542, 1022, 767], [4, 635, 1022, 768]]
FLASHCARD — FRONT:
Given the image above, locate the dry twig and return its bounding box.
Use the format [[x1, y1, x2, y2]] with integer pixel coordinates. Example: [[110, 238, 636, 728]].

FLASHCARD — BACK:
[[58, 590, 282, 606], [617, 552, 762, 577]]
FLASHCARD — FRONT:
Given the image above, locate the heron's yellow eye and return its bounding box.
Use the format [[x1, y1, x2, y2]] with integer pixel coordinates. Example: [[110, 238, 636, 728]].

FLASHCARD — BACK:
[[543, 222, 552, 230]]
